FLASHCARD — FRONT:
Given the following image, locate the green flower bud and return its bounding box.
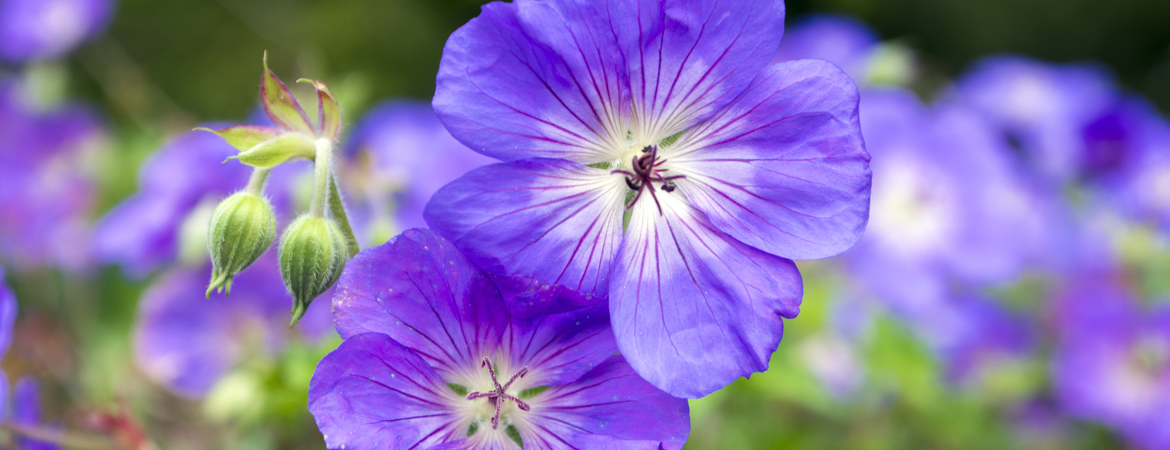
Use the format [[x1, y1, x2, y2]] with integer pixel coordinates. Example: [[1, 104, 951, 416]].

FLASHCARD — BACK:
[[206, 192, 277, 298], [279, 215, 348, 325]]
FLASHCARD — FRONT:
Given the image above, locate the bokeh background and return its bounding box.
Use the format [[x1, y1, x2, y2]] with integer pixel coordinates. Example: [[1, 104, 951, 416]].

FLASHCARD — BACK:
[[2, 0, 1170, 449]]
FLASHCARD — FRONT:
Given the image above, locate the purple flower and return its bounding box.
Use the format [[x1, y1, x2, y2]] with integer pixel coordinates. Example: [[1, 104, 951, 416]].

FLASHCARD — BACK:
[[1091, 103, 1170, 234], [770, 14, 878, 84], [0, 80, 105, 272], [0, 269, 60, 449], [425, 0, 871, 398], [94, 128, 309, 276], [134, 254, 333, 398], [1052, 276, 1170, 450], [951, 56, 1144, 183], [309, 229, 690, 449], [844, 88, 1061, 307], [0, 0, 112, 62], [340, 101, 494, 243]]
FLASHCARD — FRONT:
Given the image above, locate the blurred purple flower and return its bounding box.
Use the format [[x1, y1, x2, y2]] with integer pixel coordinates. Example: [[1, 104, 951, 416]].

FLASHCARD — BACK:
[[1052, 276, 1170, 450], [340, 101, 493, 245], [0, 0, 113, 62], [951, 56, 1155, 184], [310, 228, 689, 450], [0, 269, 61, 449], [0, 80, 105, 272], [845, 88, 1061, 305], [93, 128, 309, 277], [426, 0, 871, 398], [133, 254, 332, 398], [771, 14, 878, 84], [1093, 104, 1170, 233]]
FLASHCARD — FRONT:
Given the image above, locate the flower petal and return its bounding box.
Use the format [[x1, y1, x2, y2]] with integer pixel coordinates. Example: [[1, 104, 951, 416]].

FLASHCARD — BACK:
[[667, 60, 871, 260], [522, 355, 690, 450], [425, 159, 626, 297], [332, 228, 509, 378], [309, 332, 462, 450], [623, 0, 785, 140], [491, 274, 617, 386], [610, 194, 802, 398], [434, 0, 630, 163], [0, 267, 17, 358]]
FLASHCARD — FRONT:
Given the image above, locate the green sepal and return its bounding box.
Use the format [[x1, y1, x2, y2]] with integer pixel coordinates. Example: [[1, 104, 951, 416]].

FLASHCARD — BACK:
[[225, 133, 316, 168], [298, 78, 342, 140], [206, 192, 277, 297], [279, 215, 349, 326], [195, 125, 281, 152], [260, 51, 314, 135]]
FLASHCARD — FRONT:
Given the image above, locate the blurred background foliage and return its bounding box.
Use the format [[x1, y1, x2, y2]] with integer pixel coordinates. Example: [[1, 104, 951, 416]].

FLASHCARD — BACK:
[[74, 0, 1170, 128]]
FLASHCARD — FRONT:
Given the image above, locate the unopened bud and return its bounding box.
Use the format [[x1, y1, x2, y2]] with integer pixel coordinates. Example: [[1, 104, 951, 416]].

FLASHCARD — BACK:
[[279, 215, 348, 325], [206, 192, 276, 297]]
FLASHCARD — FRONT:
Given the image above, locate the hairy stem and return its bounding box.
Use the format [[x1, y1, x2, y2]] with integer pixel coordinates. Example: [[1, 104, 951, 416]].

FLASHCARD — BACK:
[[2, 422, 113, 450], [328, 174, 360, 257], [309, 138, 333, 218], [244, 167, 271, 195]]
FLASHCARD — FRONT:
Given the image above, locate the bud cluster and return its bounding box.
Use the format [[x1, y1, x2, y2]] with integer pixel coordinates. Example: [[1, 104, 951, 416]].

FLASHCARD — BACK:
[[197, 52, 357, 325]]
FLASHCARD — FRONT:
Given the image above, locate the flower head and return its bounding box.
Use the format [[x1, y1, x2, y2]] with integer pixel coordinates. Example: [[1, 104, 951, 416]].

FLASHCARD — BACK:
[[1052, 275, 1170, 450], [310, 229, 690, 449], [425, 0, 871, 398]]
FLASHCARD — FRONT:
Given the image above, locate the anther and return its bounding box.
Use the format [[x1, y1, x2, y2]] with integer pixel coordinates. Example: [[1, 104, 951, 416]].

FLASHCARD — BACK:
[[614, 145, 686, 215]]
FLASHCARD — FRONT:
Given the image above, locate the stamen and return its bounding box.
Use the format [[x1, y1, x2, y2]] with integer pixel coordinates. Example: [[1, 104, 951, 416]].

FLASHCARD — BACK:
[[465, 357, 531, 430], [614, 144, 686, 215]]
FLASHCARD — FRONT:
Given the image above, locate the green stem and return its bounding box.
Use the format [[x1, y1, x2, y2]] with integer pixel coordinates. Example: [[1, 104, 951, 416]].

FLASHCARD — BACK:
[[2, 423, 113, 450], [309, 138, 333, 218], [244, 167, 271, 195], [328, 175, 361, 257]]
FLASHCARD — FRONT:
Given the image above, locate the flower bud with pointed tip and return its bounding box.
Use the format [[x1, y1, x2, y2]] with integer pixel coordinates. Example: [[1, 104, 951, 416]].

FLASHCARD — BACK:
[[279, 215, 348, 325], [206, 192, 277, 298]]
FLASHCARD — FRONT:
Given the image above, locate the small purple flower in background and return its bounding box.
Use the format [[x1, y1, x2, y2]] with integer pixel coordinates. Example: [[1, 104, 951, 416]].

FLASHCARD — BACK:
[[134, 255, 333, 398], [770, 14, 878, 84], [1094, 105, 1170, 233], [0, 0, 113, 62], [1052, 275, 1170, 450], [426, 0, 871, 398], [837, 89, 1047, 379], [340, 101, 493, 245], [844, 88, 1058, 307], [0, 268, 63, 450], [0, 79, 105, 272], [310, 229, 689, 449], [952, 56, 1141, 184]]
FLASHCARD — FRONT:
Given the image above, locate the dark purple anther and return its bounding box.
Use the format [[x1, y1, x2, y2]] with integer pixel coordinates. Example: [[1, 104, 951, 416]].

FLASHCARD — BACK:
[[610, 145, 686, 215], [466, 357, 531, 430]]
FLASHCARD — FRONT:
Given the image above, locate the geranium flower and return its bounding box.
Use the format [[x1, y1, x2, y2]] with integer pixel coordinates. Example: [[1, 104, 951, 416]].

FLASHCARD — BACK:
[[425, 0, 871, 397], [310, 229, 689, 449]]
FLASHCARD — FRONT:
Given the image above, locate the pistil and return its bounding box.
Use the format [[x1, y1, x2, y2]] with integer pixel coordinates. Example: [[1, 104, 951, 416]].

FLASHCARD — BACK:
[[466, 357, 531, 430], [611, 145, 686, 215]]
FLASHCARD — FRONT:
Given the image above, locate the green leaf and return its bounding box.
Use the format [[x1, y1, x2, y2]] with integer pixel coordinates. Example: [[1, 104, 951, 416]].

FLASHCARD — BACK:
[[260, 51, 314, 135], [298, 78, 342, 140], [226, 133, 316, 168], [196, 125, 281, 152]]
